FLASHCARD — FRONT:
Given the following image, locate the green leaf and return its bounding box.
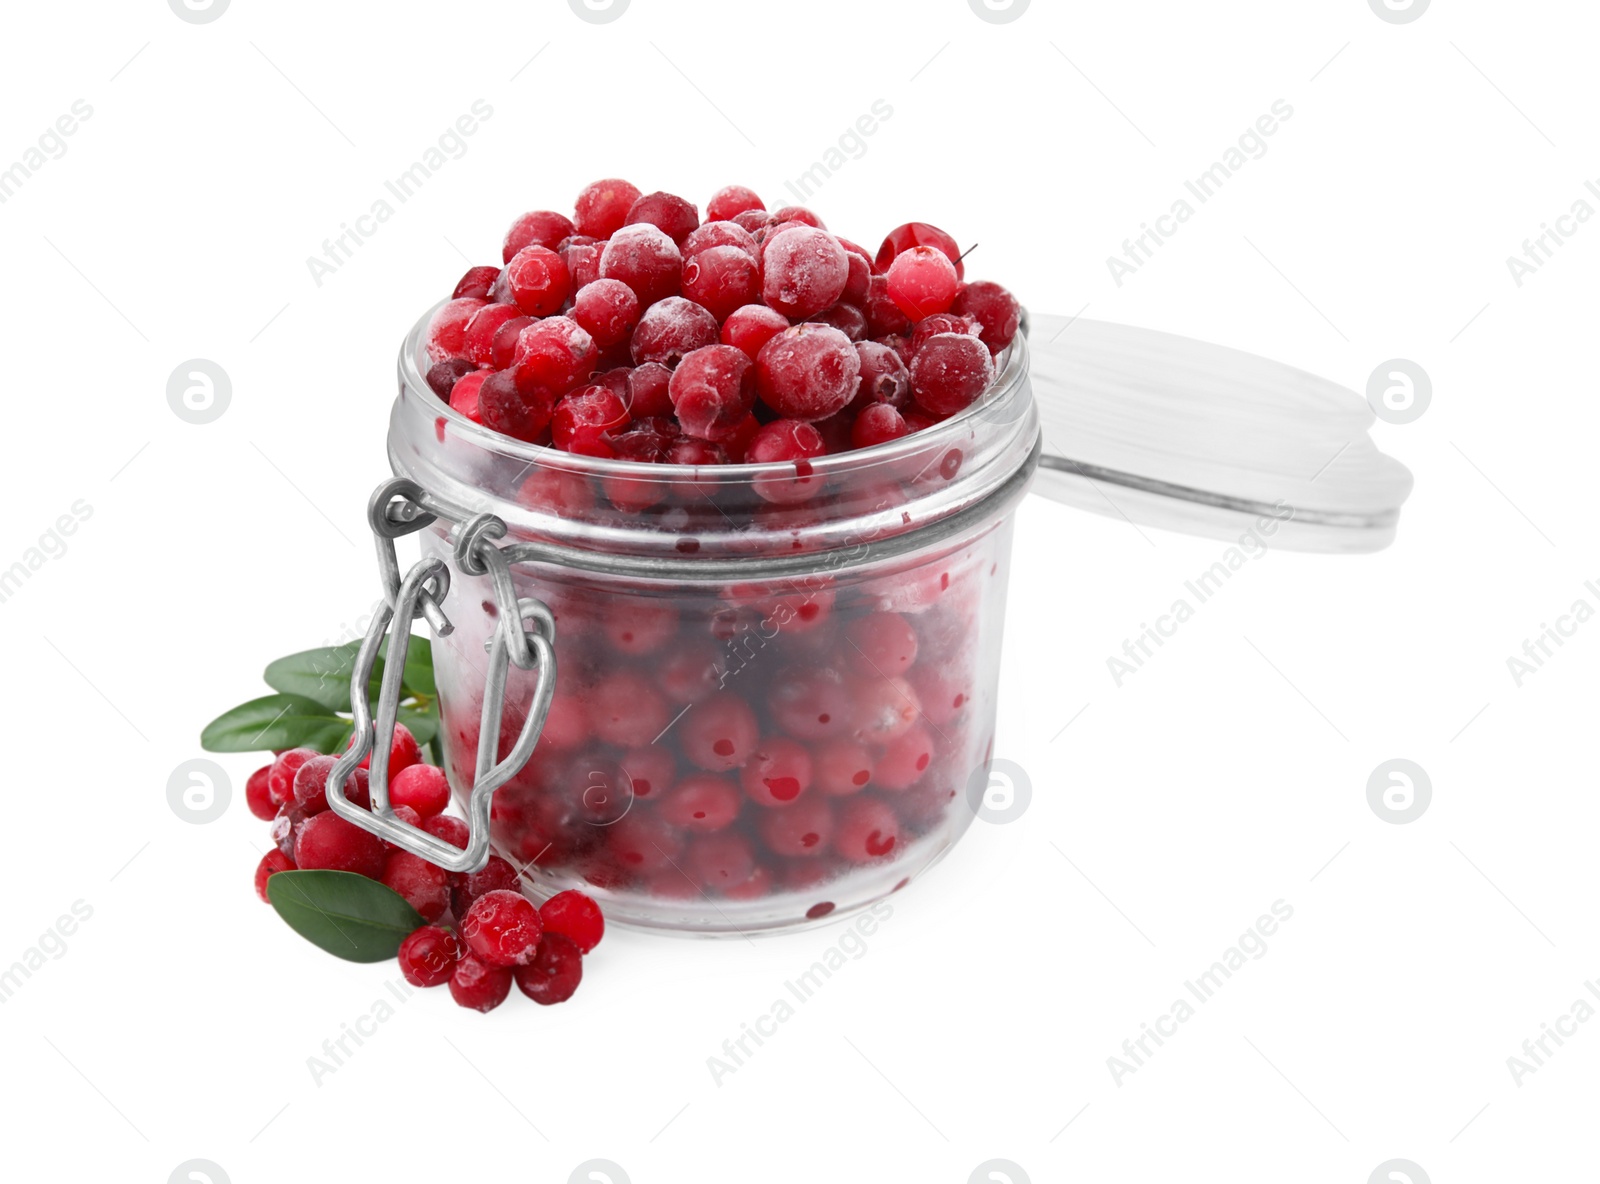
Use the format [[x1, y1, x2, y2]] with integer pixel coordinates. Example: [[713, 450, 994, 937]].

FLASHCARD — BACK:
[[267, 870, 426, 963], [400, 634, 436, 697], [200, 694, 352, 754], [397, 702, 439, 746], [264, 644, 380, 713]]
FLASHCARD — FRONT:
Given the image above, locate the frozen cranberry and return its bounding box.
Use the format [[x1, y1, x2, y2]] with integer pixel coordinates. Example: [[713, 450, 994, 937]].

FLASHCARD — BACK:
[[722, 412, 762, 462], [268, 749, 317, 806], [876, 221, 964, 280], [755, 325, 860, 421], [478, 369, 554, 442], [423, 814, 470, 850], [453, 853, 520, 918], [390, 763, 451, 818], [807, 302, 868, 342], [911, 333, 995, 417], [602, 599, 676, 656], [625, 190, 700, 246], [746, 419, 827, 504], [599, 223, 683, 306], [245, 765, 275, 821], [851, 341, 912, 411], [514, 933, 584, 1005], [851, 676, 922, 745], [952, 280, 1021, 353], [886, 246, 959, 319], [425, 297, 485, 363], [770, 205, 822, 228], [768, 667, 851, 740], [721, 304, 790, 360], [462, 888, 543, 967], [503, 209, 576, 263], [610, 421, 671, 463], [399, 924, 460, 988], [271, 803, 307, 859], [449, 954, 513, 1012], [503, 245, 570, 316], [539, 890, 605, 953], [834, 797, 900, 862], [862, 276, 913, 338], [876, 725, 935, 791], [293, 810, 388, 878], [837, 238, 875, 301], [669, 345, 756, 442], [575, 177, 643, 239], [357, 722, 421, 777], [682, 245, 761, 321], [568, 279, 640, 350], [621, 746, 678, 800], [380, 850, 450, 921], [814, 739, 875, 796], [488, 316, 534, 370], [553, 385, 630, 452], [607, 809, 685, 873], [685, 832, 756, 890], [293, 754, 371, 815], [657, 641, 724, 703], [632, 297, 719, 366], [680, 692, 759, 771], [902, 409, 939, 434], [448, 370, 488, 423], [761, 227, 848, 318], [668, 437, 729, 466], [740, 737, 813, 807], [601, 468, 666, 512], [683, 219, 760, 261], [463, 302, 524, 367], [426, 357, 478, 401], [453, 265, 501, 301], [722, 864, 776, 901], [706, 184, 765, 222], [757, 795, 833, 857], [254, 849, 294, 902], [626, 361, 674, 417], [514, 317, 598, 394], [907, 664, 970, 727], [846, 403, 906, 450], [560, 236, 604, 292], [660, 774, 742, 831], [588, 671, 670, 748], [843, 612, 919, 676]]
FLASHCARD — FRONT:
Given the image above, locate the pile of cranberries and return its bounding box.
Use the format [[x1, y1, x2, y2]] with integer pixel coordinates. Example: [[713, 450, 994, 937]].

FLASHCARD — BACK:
[[423, 179, 1021, 477], [247, 724, 603, 1013]]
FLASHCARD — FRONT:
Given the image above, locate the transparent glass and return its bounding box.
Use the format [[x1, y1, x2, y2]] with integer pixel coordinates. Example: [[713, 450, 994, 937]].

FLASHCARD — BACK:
[[390, 306, 1039, 934]]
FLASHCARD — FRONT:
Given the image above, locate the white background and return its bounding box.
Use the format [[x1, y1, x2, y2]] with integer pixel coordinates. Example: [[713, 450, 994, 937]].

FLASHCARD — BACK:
[[1, 1, 1596, 1181]]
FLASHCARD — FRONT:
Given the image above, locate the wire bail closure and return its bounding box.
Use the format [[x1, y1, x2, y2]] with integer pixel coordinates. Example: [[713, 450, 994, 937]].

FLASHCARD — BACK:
[[323, 478, 555, 874]]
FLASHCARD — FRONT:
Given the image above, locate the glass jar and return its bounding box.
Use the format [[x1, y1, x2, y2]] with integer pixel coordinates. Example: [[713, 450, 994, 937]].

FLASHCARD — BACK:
[[384, 304, 1040, 934]]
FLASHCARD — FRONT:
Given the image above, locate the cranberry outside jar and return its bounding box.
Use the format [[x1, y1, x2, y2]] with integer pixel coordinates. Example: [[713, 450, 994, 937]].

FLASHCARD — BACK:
[[344, 303, 1040, 934]]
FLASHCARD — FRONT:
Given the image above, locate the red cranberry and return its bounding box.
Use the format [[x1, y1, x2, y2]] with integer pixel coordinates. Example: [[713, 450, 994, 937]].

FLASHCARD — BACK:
[[660, 774, 742, 831], [732, 208, 772, 233], [620, 745, 678, 800], [293, 810, 388, 878], [657, 641, 725, 704], [602, 600, 677, 656], [875, 724, 935, 790], [478, 369, 554, 442], [768, 667, 851, 740], [746, 419, 827, 505], [514, 933, 584, 1005], [390, 763, 451, 818], [910, 312, 979, 355], [627, 361, 674, 417], [599, 223, 683, 306], [569, 279, 641, 350], [722, 304, 791, 360], [553, 385, 630, 452], [539, 890, 605, 953], [356, 722, 421, 777], [246, 764, 275, 821], [574, 178, 643, 239], [271, 804, 308, 859], [587, 671, 670, 748], [862, 276, 913, 338], [910, 333, 995, 417], [722, 864, 776, 901], [425, 298, 485, 363], [449, 954, 513, 1012], [876, 221, 964, 280], [268, 749, 317, 807], [560, 235, 604, 291], [952, 280, 1021, 353], [632, 297, 719, 366], [723, 413, 762, 462], [463, 302, 524, 367], [740, 737, 813, 807], [685, 832, 756, 890], [514, 317, 598, 394], [449, 370, 489, 423], [293, 754, 371, 815], [755, 325, 860, 421], [814, 739, 875, 796], [762, 227, 848, 318], [426, 357, 478, 400], [848, 403, 909, 450], [503, 209, 576, 263], [423, 814, 469, 850], [668, 437, 729, 465], [886, 246, 959, 319], [684, 219, 760, 260], [489, 315, 534, 370], [669, 345, 756, 442], [452, 265, 501, 301], [624, 190, 700, 246], [682, 245, 761, 321], [853, 343, 913, 413], [834, 797, 900, 862], [453, 853, 520, 919], [380, 850, 450, 921], [844, 612, 919, 676], [399, 924, 460, 988], [757, 795, 833, 857], [254, 849, 294, 902], [606, 809, 685, 873], [679, 692, 759, 772], [706, 184, 765, 222], [462, 888, 543, 967], [837, 238, 875, 303], [851, 675, 922, 745], [772, 205, 824, 228], [807, 302, 868, 341], [503, 245, 570, 316]]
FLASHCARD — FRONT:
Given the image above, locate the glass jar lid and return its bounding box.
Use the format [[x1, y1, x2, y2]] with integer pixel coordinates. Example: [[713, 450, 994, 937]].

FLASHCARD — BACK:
[[1025, 314, 1414, 553]]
